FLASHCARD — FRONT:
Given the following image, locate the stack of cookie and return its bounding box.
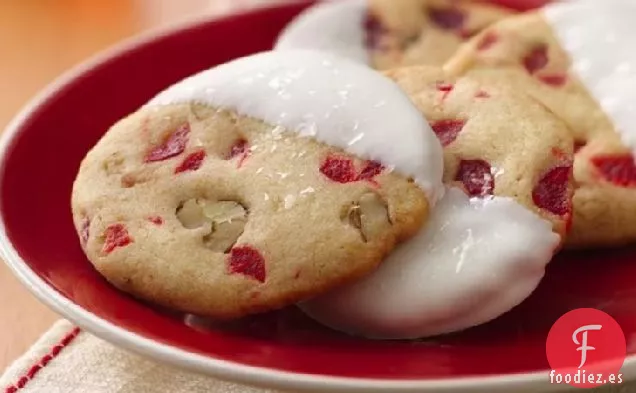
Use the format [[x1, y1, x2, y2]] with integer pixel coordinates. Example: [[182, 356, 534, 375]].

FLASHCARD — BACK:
[[71, 0, 634, 341], [278, 0, 636, 249]]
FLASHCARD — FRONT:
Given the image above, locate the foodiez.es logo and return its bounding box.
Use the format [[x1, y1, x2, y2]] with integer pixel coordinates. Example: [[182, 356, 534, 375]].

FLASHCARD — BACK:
[[546, 308, 626, 388]]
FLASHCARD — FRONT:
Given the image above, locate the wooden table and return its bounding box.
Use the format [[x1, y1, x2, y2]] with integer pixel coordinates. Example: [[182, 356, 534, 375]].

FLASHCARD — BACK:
[[0, 0, 236, 372]]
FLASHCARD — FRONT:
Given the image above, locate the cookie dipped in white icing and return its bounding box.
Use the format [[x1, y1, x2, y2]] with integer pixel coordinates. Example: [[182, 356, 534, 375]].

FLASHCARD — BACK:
[[275, 0, 369, 64], [300, 187, 559, 340], [146, 49, 444, 200], [543, 0, 636, 155]]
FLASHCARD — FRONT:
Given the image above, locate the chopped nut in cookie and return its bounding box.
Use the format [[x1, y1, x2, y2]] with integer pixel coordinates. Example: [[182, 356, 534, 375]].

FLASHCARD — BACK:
[[189, 104, 214, 121], [343, 192, 391, 242], [202, 201, 247, 252], [120, 169, 152, 188], [176, 199, 247, 252], [103, 152, 126, 175], [80, 217, 90, 246]]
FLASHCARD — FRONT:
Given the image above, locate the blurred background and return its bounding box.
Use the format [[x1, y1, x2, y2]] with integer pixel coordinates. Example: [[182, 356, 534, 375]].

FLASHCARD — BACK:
[[0, 0, 270, 371]]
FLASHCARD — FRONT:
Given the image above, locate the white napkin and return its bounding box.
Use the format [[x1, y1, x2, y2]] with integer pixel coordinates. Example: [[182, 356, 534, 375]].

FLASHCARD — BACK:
[[0, 320, 282, 393]]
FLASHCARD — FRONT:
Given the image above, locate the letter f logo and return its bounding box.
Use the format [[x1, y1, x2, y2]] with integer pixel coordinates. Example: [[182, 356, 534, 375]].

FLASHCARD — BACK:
[[573, 324, 602, 368]]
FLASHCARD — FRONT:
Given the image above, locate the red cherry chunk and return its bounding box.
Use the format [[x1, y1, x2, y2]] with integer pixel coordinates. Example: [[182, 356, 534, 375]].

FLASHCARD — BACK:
[[227, 138, 250, 168], [532, 166, 572, 216], [175, 149, 206, 174], [436, 82, 454, 100], [363, 13, 386, 49], [455, 159, 494, 196], [148, 216, 164, 226], [574, 140, 586, 153], [430, 119, 466, 147], [436, 82, 454, 93], [228, 139, 249, 159], [358, 160, 384, 180], [475, 90, 490, 99], [427, 7, 466, 30], [538, 74, 567, 87], [102, 224, 133, 254], [523, 44, 549, 75], [144, 123, 190, 163], [80, 218, 90, 245], [477, 32, 498, 51], [591, 155, 636, 187], [320, 156, 357, 183], [228, 245, 266, 283]]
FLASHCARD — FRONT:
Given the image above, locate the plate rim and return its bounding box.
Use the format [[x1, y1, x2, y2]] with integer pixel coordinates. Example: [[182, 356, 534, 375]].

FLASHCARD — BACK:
[[0, 2, 633, 392]]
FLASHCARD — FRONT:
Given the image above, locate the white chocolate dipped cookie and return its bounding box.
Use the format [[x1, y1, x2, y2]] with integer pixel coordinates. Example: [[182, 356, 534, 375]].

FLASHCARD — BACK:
[[71, 50, 444, 320], [445, 0, 636, 248], [300, 65, 572, 339]]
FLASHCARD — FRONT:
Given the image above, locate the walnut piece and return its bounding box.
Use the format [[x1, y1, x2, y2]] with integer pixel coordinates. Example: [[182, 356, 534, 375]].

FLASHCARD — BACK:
[[343, 193, 391, 242], [176, 199, 247, 252]]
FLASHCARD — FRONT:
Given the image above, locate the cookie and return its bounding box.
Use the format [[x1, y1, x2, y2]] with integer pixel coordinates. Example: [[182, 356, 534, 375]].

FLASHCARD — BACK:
[[384, 65, 575, 238], [368, 0, 514, 69], [300, 186, 560, 340], [71, 50, 444, 319], [274, 0, 514, 69], [300, 67, 569, 339], [444, 1, 636, 247]]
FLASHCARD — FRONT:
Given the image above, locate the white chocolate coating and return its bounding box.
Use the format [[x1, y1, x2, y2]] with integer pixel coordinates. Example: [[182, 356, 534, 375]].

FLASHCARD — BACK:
[[544, 0, 636, 154], [274, 0, 369, 64], [300, 187, 559, 339], [146, 49, 444, 200]]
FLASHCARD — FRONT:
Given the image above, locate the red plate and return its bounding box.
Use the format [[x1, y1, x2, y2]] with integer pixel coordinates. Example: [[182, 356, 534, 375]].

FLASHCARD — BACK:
[[1, 1, 634, 392]]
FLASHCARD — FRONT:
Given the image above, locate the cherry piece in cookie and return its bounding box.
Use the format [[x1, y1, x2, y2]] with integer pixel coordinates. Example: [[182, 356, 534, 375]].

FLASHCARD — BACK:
[[144, 123, 190, 163], [175, 149, 206, 174], [72, 50, 439, 320], [358, 160, 384, 181], [320, 156, 358, 183], [591, 155, 636, 187], [228, 245, 266, 283], [227, 138, 250, 167], [385, 65, 573, 239], [477, 32, 498, 51], [455, 159, 494, 197], [102, 224, 133, 254], [532, 166, 572, 216], [430, 119, 466, 147], [538, 74, 567, 87], [436, 83, 454, 101], [427, 7, 466, 31], [523, 44, 549, 75], [148, 216, 164, 226], [475, 90, 490, 99], [364, 13, 387, 50]]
